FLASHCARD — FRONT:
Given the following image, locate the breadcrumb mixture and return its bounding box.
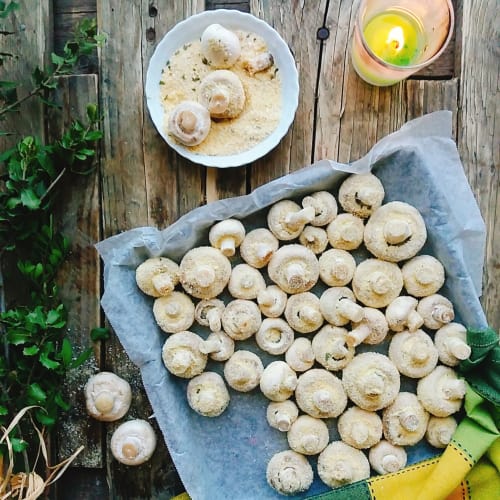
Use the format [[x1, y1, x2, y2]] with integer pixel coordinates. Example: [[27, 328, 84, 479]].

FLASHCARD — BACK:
[[159, 31, 282, 156]]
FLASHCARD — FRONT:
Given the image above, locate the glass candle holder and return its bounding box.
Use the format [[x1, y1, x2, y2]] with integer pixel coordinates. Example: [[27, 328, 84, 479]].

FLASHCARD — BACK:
[[351, 0, 454, 86]]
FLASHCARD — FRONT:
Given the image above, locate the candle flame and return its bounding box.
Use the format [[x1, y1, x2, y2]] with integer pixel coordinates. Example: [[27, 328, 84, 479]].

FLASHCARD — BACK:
[[387, 26, 405, 51]]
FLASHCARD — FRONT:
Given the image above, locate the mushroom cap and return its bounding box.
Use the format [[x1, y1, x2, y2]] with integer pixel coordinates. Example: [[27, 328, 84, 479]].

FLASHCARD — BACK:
[[385, 296, 423, 333], [425, 415, 457, 448], [266, 450, 314, 496], [228, 263, 266, 300], [168, 100, 211, 146], [187, 371, 230, 417], [402, 255, 445, 297], [224, 350, 264, 392], [295, 368, 347, 418], [256, 318, 295, 355], [434, 322, 471, 367], [338, 173, 385, 219], [194, 298, 225, 332], [388, 329, 439, 378], [266, 400, 299, 432], [287, 415, 330, 455], [260, 360, 298, 402], [152, 291, 195, 334], [110, 419, 157, 466], [199, 70, 245, 119], [342, 353, 400, 411], [221, 299, 262, 340], [200, 23, 241, 69], [368, 440, 407, 474], [318, 441, 370, 488], [284, 292, 324, 334], [302, 191, 338, 226], [135, 257, 180, 297], [417, 293, 455, 330], [179, 246, 231, 299], [267, 244, 319, 294], [338, 406, 383, 449], [312, 324, 354, 371], [348, 307, 389, 346], [267, 200, 315, 240], [208, 219, 245, 257], [84, 372, 132, 422], [352, 259, 403, 308], [363, 201, 427, 262], [161, 331, 207, 379], [319, 287, 364, 326], [240, 228, 279, 268], [326, 213, 365, 250], [199, 330, 235, 362], [285, 337, 315, 372], [319, 248, 357, 287], [257, 285, 288, 318], [299, 225, 329, 254]]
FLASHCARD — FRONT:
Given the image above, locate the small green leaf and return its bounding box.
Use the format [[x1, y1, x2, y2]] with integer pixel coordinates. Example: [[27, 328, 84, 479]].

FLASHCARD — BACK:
[[35, 409, 56, 426], [0, 406, 8, 416], [20, 188, 41, 209], [11, 438, 28, 453], [6, 330, 30, 345], [90, 327, 110, 341], [55, 392, 71, 411], [61, 338, 72, 366], [23, 345, 40, 356], [51, 53, 65, 66], [86, 103, 98, 122], [69, 348, 92, 368], [27, 383, 47, 403], [40, 349, 60, 370]]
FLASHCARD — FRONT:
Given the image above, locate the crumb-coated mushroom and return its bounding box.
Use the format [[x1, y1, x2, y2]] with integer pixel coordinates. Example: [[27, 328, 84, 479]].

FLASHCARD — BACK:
[[434, 322, 471, 366], [388, 330, 438, 378], [382, 392, 429, 446], [287, 415, 330, 455], [318, 441, 370, 488], [299, 226, 329, 254], [338, 173, 385, 219], [267, 200, 315, 241], [135, 257, 180, 297], [369, 440, 407, 474], [302, 191, 338, 227], [385, 296, 424, 333], [194, 298, 225, 332], [221, 299, 262, 340], [266, 450, 314, 496], [326, 213, 365, 251], [168, 100, 211, 146], [364, 201, 427, 262], [161, 331, 207, 379], [179, 246, 231, 299], [267, 400, 299, 432], [200, 24, 241, 69], [347, 307, 388, 347], [425, 415, 457, 448], [187, 372, 230, 417], [352, 259, 403, 308], [267, 245, 319, 294], [110, 419, 157, 466], [257, 285, 288, 318], [338, 406, 383, 449], [260, 361, 298, 401], [153, 291, 195, 334], [417, 366, 466, 417], [228, 263, 266, 300], [240, 228, 279, 268], [84, 372, 132, 422], [319, 249, 356, 287], [242, 51, 274, 75], [285, 337, 315, 372], [295, 369, 347, 418], [199, 330, 235, 362], [224, 350, 264, 392], [311, 325, 354, 371], [343, 353, 400, 411], [199, 70, 245, 119], [402, 255, 445, 297], [284, 292, 324, 334], [417, 294, 455, 330], [208, 219, 245, 257], [256, 318, 295, 355], [319, 287, 364, 326]]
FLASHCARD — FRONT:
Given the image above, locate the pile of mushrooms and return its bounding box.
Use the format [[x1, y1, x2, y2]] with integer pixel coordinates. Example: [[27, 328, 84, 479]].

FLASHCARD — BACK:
[[134, 172, 471, 494]]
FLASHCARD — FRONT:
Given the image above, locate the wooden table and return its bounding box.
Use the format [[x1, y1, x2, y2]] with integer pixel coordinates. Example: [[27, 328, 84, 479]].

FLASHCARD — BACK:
[[2, 0, 498, 498]]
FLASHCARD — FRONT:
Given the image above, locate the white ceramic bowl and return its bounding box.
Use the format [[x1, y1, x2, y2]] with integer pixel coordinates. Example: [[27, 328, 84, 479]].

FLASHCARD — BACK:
[[145, 9, 299, 168]]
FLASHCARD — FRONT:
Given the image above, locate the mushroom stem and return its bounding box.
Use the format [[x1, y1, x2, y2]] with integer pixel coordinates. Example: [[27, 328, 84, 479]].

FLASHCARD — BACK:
[[199, 338, 221, 355], [195, 265, 216, 287], [407, 310, 424, 332], [284, 206, 315, 229], [219, 236, 237, 257], [436, 428, 454, 446], [299, 306, 322, 325], [122, 440, 140, 460], [332, 262, 349, 281], [256, 244, 273, 261], [351, 422, 369, 446], [94, 391, 115, 413], [398, 409, 420, 432], [171, 351, 193, 371], [432, 304, 455, 323], [331, 339, 349, 359], [417, 268, 435, 285], [370, 272, 392, 295], [357, 187, 377, 206], [346, 324, 370, 347], [178, 110, 197, 133], [206, 308, 222, 332], [384, 220, 411, 244], [331, 463, 352, 483], [337, 299, 364, 322], [443, 379, 466, 400], [258, 290, 274, 306], [151, 273, 174, 295], [285, 263, 306, 287], [303, 435, 320, 454], [446, 338, 472, 360], [276, 413, 292, 432], [313, 390, 334, 412], [361, 371, 385, 396], [280, 467, 299, 490], [381, 454, 400, 473], [208, 90, 230, 115]]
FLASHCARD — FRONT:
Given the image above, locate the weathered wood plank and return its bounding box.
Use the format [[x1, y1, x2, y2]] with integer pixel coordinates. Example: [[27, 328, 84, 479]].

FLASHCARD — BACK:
[[458, 0, 499, 332], [55, 466, 109, 499]]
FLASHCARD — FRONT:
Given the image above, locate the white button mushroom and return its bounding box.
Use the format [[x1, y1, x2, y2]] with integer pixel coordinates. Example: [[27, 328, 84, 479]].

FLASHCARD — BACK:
[[186, 372, 230, 417], [260, 361, 298, 402], [152, 291, 195, 334], [161, 331, 207, 379], [302, 191, 338, 226], [239, 228, 279, 269], [326, 213, 365, 250], [84, 372, 132, 422], [319, 287, 364, 326], [368, 440, 407, 475], [338, 173, 385, 219], [200, 23, 241, 69], [256, 318, 295, 355], [284, 292, 324, 334], [299, 226, 329, 254], [199, 330, 235, 362], [199, 70, 246, 119], [221, 299, 262, 340], [318, 249, 356, 287], [295, 369, 347, 418], [382, 392, 430, 446], [338, 406, 383, 449], [257, 285, 288, 318], [401, 255, 446, 297], [287, 415, 329, 455], [194, 298, 225, 332], [266, 450, 314, 496], [110, 419, 157, 466], [385, 296, 424, 333], [242, 51, 274, 75], [135, 256, 180, 297], [317, 441, 370, 488], [267, 200, 315, 240], [285, 337, 315, 373], [434, 322, 471, 366], [342, 353, 400, 411], [347, 307, 388, 347], [266, 400, 299, 432], [228, 263, 266, 300], [311, 325, 354, 371], [425, 415, 457, 448], [224, 350, 264, 392], [167, 100, 211, 146], [417, 293, 455, 330], [208, 219, 245, 257]]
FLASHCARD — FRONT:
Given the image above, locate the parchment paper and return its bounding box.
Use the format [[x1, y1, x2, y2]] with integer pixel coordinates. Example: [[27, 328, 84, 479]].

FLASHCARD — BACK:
[[96, 111, 488, 500]]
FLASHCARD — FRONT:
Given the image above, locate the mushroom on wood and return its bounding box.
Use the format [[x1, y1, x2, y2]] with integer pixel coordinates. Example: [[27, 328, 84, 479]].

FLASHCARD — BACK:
[[266, 400, 299, 432], [434, 322, 471, 366], [266, 450, 314, 496], [110, 419, 157, 466], [285, 337, 315, 373], [318, 249, 356, 287], [319, 287, 364, 326], [338, 173, 385, 219], [208, 219, 245, 257], [257, 285, 288, 318], [135, 256, 180, 297], [369, 440, 407, 475], [221, 299, 262, 340], [260, 360, 298, 401], [224, 350, 264, 392], [168, 101, 211, 146], [338, 406, 383, 449], [302, 191, 338, 226], [401, 255, 445, 297], [326, 213, 365, 251], [284, 292, 324, 334], [187, 371, 230, 417], [267, 200, 315, 240], [256, 318, 295, 355], [161, 331, 207, 379], [240, 228, 279, 268], [228, 263, 266, 299], [417, 293, 455, 330], [311, 325, 354, 371], [287, 415, 329, 455], [153, 291, 195, 334]]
